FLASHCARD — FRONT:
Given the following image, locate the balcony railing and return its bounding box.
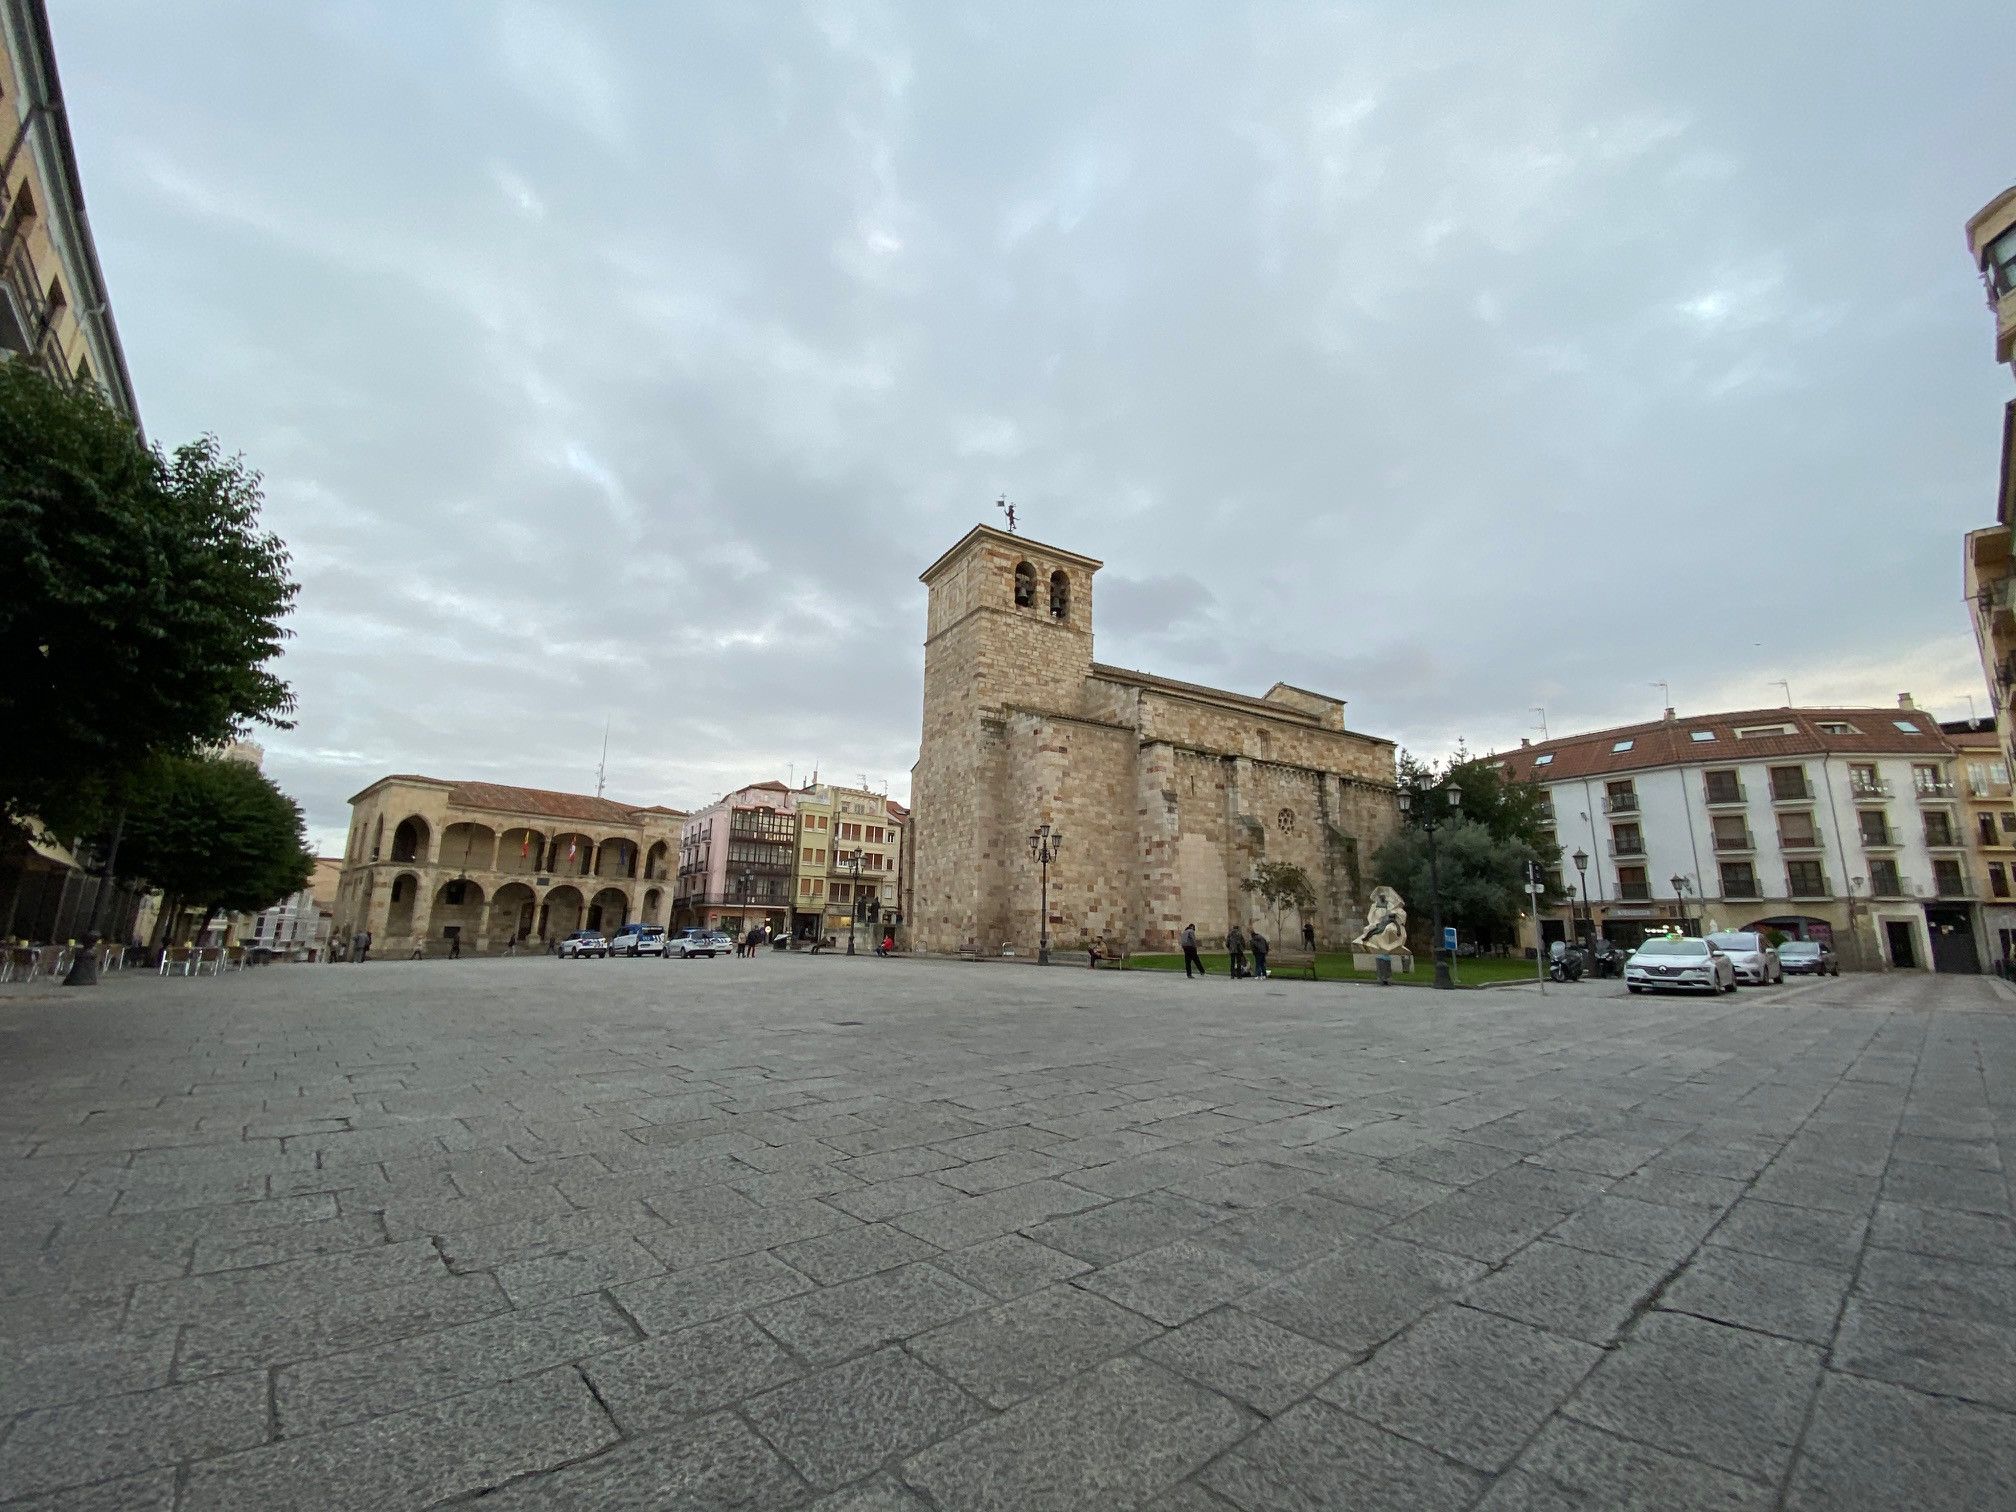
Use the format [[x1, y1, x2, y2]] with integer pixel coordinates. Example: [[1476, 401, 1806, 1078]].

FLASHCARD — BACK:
[[1850, 778, 1893, 799], [1719, 878, 1762, 899], [1785, 873, 1830, 899], [1602, 793, 1640, 815], [1702, 781, 1747, 806], [1868, 873, 1907, 899], [1778, 832, 1824, 852], [1607, 839, 1646, 858], [1860, 828, 1899, 850], [1711, 831, 1754, 853], [1914, 779, 1957, 800], [1770, 779, 1814, 802], [1923, 828, 1963, 849], [1617, 882, 1652, 901], [1933, 875, 1971, 899]]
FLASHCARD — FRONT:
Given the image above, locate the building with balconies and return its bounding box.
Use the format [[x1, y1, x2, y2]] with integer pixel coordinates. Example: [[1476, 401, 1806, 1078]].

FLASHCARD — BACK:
[[786, 782, 904, 946], [1497, 700, 1981, 972], [672, 781, 798, 938], [1942, 717, 2016, 966], [333, 777, 686, 954], [1962, 186, 2016, 785]]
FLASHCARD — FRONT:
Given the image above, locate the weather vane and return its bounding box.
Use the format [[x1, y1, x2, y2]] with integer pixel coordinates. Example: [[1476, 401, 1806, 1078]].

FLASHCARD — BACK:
[[997, 494, 1017, 533]]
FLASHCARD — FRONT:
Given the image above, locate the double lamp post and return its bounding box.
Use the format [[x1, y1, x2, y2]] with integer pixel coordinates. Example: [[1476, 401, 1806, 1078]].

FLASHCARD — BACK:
[[1397, 779, 1461, 990], [1028, 823, 1062, 965]]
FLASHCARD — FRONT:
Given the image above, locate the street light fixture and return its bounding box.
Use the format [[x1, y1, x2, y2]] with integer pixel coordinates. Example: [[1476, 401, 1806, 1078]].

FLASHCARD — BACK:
[[1571, 847, 1592, 955], [1027, 824, 1063, 965], [1670, 873, 1695, 936], [840, 850, 863, 955], [1398, 780, 1462, 990], [738, 870, 753, 938]]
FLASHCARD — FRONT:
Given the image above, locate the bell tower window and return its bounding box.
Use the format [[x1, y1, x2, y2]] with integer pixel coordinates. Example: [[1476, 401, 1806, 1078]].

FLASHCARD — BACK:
[[1049, 569, 1070, 620], [1013, 561, 1035, 608]]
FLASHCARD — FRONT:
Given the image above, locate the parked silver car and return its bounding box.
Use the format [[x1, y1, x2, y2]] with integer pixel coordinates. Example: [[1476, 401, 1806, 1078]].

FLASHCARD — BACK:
[[1625, 937, 1737, 994], [1705, 931, 1782, 986], [558, 930, 607, 959], [1776, 940, 1839, 976]]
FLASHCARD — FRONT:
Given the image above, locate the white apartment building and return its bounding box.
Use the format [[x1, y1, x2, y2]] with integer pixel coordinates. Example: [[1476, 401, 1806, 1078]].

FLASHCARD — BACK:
[[1498, 701, 1978, 973]]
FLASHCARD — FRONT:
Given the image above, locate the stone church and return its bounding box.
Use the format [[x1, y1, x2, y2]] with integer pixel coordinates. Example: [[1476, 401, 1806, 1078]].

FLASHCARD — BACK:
[[909, 524, 1400, 955]]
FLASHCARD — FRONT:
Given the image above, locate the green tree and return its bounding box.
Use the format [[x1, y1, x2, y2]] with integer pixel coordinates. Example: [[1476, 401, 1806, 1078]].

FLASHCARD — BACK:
[[1372, 821, 1547, 951], [1241, 860, 1318, 940], [0, 364, 298, 836], [116, 754, 313, 944]]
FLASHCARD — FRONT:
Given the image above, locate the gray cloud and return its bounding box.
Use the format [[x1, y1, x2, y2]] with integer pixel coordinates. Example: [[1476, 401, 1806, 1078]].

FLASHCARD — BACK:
[[51, 0, 2015, 851]]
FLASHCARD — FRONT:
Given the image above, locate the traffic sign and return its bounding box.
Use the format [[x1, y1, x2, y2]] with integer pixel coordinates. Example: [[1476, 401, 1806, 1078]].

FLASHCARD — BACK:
[[1442, 926, 1458, 952]]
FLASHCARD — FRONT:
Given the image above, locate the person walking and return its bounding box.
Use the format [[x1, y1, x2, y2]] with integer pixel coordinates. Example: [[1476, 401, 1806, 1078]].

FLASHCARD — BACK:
[[448, 932, 461, 961], [1226, 924, 1248, 979], [1250, 926, 1270, 979], [1180, 923, 1205, 978], [1302, 920, 1317, 951], [356, 929, 372, 964]]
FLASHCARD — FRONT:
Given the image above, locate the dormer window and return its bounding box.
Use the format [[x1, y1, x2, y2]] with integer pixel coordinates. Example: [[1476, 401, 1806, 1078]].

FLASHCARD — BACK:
[[1013, 561, 1035, 608], [1049, 569, 1069, 620]]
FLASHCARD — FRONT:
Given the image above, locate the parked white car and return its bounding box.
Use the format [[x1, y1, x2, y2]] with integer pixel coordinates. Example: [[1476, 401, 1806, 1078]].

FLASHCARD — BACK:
[[558, 930, 607, 959], [609, 924, 667, 957], [1705, 931, 1782, 986], [669, 928, 726, 959], [1625, 937, 1737, 994]]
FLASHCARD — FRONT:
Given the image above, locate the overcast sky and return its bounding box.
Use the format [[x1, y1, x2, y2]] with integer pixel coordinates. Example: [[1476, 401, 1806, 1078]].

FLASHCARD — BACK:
[[53, 1, 2016, 853]]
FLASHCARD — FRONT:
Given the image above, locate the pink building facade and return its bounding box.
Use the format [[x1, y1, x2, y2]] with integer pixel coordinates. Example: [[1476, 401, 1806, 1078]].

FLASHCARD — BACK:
[[672, 781, 797, 936]]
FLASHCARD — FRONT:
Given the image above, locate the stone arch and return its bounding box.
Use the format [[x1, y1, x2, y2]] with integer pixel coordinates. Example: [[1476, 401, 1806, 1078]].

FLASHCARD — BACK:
[[587, 886, 630, 934], [594, 837, 636, 880], [542, 884, 585, 939], [642, 886, 664, 924], [643, 840, 672, 880], [498, 827, 545, 875], [1048, 569, 1070, 620], [1013, 560, 1036, 608], [440, 822, 497, 874], [432, 877, 485, 941], [386, 871, 422, 936], [549, 832, 596, 876], [390, 815, 431, 864], [491, 881, 537, 943]]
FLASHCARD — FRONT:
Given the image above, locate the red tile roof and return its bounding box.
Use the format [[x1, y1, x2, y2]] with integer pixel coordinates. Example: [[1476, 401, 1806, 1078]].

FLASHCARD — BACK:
[[361, 775, 685, 826], [1497, 708, 1954, 785]]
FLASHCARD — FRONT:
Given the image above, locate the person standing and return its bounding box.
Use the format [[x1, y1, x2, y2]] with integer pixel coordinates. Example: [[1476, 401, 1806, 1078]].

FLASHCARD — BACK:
[[449, 932, 462, 961], [356, 929, 372, 963], [1250, 926, 1270, 979], [1302, 920, 1317, 952], [1227, 924, 1248, 979], [1180, 923, 1205, 978]]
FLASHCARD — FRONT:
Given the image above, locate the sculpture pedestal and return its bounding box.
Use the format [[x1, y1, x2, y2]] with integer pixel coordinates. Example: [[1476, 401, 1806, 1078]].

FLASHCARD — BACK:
[[1354, 951, 1413, 973]]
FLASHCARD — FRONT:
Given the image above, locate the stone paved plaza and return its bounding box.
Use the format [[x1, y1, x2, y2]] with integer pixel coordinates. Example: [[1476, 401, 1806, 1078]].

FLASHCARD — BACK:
[[3, 957, 2013, 1510]]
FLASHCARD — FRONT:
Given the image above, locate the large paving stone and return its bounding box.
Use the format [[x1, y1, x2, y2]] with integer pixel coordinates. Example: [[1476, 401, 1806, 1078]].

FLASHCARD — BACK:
[[752, 1261, 991, 1363], [1199, 1398, 1487, 1512], [585, 1313, 802, 1430], [909, 1282, 1161, 1406], [1243, 1236, 1487, 1354], [746, 1345, 986, 1488], [1460, 1240, 1663, 1345], [1787, 1373, 2016, 1511], [902, 1355, 1256, 1511], [0, 1373, 268, 1500], [1140, 1305, 1348, 1416]]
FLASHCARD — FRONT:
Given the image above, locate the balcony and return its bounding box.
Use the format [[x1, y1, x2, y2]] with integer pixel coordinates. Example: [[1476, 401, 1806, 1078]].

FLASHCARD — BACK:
[[1777, 833, 1824, 852], [1719, 880, 1763, 900], [1933, 876, 1972, 900], [1859, 827, 1899, 851], [1914, 778, 1958, 800], [1617, 882, 1651, 902], [1785, 874, 1831, 900], [1968, 778, 2013, 799], [1702, 781, 1747, 807], [1769, 779, 1814, 803], [1607, 839, 1646, 859], [1711, 831, 1755, 853], [1849, 777, 1893, 800], [1602, 793, 1640, 815], [1923, 827, 1964, 850]]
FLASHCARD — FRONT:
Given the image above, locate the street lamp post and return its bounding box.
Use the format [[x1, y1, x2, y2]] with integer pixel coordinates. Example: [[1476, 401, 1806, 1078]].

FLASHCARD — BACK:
[[1671, 873, 1695, 936], [1027, 824, 1062, 965], [1572, 848, 1592, 954], [738, 870, 753, 939], [1398, 781, 1462, 990], [840, 850, 862, 955]]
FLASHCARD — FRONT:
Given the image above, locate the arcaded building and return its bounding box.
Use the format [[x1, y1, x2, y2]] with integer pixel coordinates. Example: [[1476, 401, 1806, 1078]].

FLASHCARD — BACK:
[[334, 776, 686, 953], [909, 525, 1399, 956]]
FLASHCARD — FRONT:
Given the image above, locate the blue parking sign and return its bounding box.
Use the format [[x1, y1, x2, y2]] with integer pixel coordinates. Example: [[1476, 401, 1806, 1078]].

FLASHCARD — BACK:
[[1442, 926, 1458, 952]]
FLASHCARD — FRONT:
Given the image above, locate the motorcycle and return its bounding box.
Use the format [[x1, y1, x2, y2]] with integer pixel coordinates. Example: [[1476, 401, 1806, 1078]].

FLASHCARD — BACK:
[[1589, 940, 1626, 979], [1547, 943, 1585, 983]]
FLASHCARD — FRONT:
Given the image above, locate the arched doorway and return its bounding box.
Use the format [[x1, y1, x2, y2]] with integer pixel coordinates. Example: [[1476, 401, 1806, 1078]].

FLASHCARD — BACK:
[[587, 886, 630, 934], [390, 816, 432, 863], [594, 839, 636, 881], [643, 841, 671, 880], [498, 828, 545, 875], [549, 832, 595, 877], [386, 872, 422, 937], [541, 885, 585, 940], [431, 878, 485, 946], [641, 887, 663, 924], [441, 822, 497, 874], [491, 882, 537, 943]]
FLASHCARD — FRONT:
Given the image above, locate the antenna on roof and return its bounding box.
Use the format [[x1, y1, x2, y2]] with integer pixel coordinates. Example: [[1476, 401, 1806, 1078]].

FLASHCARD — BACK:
[[1772, 680, 1792, 707], [997, 494, 1017, 533], [595, 716, 610, 799], [1531, 707, 1549, 740], [1966, 693, 1979, 725], [1652, 680, 1669, 713]]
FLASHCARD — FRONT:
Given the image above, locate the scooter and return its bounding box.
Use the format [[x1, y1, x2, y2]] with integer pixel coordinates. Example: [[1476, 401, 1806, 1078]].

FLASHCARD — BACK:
[[1547, 943, 1585, 983], [1589, 940, 1626, 979]]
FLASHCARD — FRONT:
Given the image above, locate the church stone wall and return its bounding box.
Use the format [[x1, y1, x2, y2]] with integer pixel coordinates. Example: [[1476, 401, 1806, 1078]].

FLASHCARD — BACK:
[[911, 525, 1399, 957]]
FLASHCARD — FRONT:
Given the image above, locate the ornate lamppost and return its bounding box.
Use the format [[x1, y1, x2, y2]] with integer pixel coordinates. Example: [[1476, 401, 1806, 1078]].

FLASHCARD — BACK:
[[840, 849, 863, 955], [1671, 873, 1695, 936], [1398, 780, 1462, 989], [1571, 847, 1593, 955], [1028, 824, 1062, 965]]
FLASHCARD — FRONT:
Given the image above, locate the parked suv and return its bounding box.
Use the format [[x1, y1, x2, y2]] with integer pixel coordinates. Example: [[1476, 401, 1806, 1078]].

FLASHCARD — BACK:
[[669, 928, 726, 959], [609, 924, 667, 958], [558, 930, 607, 959]]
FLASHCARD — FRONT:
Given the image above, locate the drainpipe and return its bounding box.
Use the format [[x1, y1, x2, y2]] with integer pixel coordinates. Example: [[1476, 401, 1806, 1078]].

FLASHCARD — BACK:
[[1817, 752, 1868, 969]]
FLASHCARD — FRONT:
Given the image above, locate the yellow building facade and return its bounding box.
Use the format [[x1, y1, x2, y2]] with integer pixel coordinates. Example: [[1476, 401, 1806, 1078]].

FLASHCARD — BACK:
[[334, 776, 686, 955], [788, 783, 904, 945]]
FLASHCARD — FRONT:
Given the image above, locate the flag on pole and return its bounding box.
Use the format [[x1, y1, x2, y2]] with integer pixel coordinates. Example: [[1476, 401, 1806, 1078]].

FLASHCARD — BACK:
[[520, 833, 531, 859], [567, 837, 577, 861]]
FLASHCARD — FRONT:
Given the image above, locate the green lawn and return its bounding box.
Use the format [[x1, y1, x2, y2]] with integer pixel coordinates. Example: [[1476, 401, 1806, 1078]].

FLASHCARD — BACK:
[[1125, 952, 1541, 987]]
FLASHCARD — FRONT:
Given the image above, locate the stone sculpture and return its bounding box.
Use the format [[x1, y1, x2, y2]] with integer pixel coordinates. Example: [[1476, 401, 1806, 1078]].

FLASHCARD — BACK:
[[1352, 886, 1408, 954]]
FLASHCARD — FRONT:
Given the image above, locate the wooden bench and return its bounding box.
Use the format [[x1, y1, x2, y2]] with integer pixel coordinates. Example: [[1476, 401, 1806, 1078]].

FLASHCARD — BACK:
[[1089, 940, 1130, 969], [1258, 949, 1318, 981]]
